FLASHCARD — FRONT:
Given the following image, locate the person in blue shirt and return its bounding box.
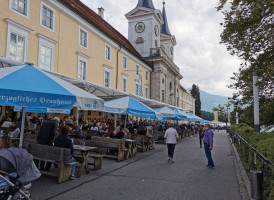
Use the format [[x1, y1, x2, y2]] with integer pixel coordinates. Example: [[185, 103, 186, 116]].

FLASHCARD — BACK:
[[203, 124, 215, 168]]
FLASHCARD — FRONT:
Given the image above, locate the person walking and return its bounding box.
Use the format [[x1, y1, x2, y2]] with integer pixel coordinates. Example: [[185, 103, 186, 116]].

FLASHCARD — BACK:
[[203, 124, 215, 168], [164, 123, 179, 164]]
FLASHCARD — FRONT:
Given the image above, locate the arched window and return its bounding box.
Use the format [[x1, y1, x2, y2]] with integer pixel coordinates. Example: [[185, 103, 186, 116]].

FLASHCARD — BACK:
[[169, 82, 172, 91], [136, 37, 144, 44], [170, 47, 174, 55], [162, 78, 165, 84]]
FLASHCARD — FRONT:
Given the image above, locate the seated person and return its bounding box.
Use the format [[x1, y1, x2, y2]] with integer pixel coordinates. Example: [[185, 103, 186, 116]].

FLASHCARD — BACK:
[[90, 123, 99, 131], [1, 118, 12, 128], [9, 122, 20, 138], [27, 119, 37, 134], [71, 121, 83, 139], [137, 126, 149, 136], [123, 128, 131, 139], [54, 127, 76, 179], [110, 127, 127, 139]]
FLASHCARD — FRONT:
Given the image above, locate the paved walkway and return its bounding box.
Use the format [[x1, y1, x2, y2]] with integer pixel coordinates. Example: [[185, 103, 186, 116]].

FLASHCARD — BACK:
[[31, 130, 245, 200]]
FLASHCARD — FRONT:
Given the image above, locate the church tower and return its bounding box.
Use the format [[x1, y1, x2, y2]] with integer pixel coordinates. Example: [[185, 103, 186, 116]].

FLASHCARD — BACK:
[[125, 0, 164, 57], [160, 2, 176, 61]]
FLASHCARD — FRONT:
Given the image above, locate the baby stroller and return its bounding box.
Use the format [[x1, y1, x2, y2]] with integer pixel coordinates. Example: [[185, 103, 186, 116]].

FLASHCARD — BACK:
[[0, 147, 41, 200]]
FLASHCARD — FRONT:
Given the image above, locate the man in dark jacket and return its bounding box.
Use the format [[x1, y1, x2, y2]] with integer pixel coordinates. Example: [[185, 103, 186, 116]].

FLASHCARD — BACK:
[[54, 127, 76, 178], [37, 117, 59, 171]]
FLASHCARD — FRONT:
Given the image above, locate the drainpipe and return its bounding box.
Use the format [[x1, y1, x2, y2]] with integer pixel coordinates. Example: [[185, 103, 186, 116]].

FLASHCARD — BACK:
[[116, 45, 122, 89]]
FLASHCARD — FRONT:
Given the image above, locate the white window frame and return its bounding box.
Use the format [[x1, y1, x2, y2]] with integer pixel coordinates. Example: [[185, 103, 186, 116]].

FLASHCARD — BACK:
[[136, 64, 139, 76], [122, 56, 127, 69], [145, 70, 149, 81], [145, 85, 149, 98], [77, 53, 89, 81], [135, 81, 139, 96], [122, 75, 127, 93], [9, 0, 30, 19], [6, 19, 32, 63], [79, 26, 88, 49], [104, 66, 111, 87], [40, 2, 56, 32], [38, 34, 56, 72], [105, 44, 111, 61]]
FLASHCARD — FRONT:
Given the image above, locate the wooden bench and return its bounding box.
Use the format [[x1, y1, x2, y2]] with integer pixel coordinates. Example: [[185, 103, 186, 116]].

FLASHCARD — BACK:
[[27, 143, 78, 184], [133, 134, 155, 152], [73, 139, 103, 170], [22, 133, 37, 149], [90, 136, 128, 162]]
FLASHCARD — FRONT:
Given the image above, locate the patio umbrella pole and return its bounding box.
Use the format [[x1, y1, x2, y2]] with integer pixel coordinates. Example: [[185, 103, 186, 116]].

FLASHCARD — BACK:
[[124, 113, 128, 128], [114, 114, 117, 127], [19, 107, 26, 148]]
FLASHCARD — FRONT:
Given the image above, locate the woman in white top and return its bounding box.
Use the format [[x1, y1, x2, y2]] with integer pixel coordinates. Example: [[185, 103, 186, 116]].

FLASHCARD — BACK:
[[9, 122, 20, 138], [90, 123, 99, 131], [164, 123, 179, 164]]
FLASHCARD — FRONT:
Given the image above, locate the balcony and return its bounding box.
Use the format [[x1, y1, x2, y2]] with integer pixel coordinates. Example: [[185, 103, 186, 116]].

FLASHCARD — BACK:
[[149, 47, 180, 74]]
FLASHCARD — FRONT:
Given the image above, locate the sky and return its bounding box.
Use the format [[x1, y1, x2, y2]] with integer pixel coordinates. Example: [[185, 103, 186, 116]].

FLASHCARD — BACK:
[[80, 0, 241, 97]]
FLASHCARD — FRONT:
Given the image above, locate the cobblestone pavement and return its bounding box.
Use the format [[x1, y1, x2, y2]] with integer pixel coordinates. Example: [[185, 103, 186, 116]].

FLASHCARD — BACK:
[[31, 130, 246, 200]]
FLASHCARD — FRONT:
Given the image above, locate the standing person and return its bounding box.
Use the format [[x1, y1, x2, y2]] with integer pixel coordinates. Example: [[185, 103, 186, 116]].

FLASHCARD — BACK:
[[203, 124, 215, 168], [198, 125, 205, 148], [164, 124, 179, 164], [37, 117, 59, 171]]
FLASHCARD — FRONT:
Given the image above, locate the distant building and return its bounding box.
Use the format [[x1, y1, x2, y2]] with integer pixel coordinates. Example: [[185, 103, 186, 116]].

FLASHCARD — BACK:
[[179, 86, 196, 113]]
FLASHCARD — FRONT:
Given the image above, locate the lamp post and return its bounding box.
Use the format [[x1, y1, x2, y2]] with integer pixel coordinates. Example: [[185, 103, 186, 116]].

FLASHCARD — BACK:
[[253, 72, 260, 132]]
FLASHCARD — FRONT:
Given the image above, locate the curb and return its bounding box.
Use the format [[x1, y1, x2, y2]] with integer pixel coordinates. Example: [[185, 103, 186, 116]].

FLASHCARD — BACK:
[[229, 136, 252, 200]]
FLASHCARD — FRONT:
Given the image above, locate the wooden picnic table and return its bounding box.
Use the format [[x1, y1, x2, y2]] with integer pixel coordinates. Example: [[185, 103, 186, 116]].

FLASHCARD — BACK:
[[124, 139, 136, 159], [73, 145, 97, 177]]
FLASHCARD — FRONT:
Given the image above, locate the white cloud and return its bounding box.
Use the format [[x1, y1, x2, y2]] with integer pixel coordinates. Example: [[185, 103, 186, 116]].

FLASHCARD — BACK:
[[81, 0, 240, 97]]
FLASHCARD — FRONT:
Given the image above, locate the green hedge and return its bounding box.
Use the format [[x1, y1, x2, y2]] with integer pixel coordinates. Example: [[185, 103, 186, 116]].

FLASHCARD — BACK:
[[232, 124, 274, 199]]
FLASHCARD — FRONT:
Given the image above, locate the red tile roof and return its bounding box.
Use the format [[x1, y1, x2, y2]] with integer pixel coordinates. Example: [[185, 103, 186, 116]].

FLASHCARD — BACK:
[[59, 0, 146, 62]]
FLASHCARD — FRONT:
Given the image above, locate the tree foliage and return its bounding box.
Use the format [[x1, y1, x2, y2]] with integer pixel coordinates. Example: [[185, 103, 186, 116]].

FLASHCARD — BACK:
[[217, 0, 273, 101], [190, 84, 201, 117], [217, 0, 274, 125], [201, 110, 214, 121]]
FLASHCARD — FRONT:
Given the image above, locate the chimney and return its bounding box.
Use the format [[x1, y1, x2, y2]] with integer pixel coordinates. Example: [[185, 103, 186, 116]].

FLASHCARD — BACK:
[[98, 7, 104, 19]]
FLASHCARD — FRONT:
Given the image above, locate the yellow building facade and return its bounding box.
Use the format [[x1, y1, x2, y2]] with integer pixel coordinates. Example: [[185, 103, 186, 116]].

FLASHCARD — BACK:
[[0, 0, 151, 99]]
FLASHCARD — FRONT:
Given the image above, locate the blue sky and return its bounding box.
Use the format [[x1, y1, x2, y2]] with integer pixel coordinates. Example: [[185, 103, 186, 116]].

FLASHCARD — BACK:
[[81, 0, 240, 97]]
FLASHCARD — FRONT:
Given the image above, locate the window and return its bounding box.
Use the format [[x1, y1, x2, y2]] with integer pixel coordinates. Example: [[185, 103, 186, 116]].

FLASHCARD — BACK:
[[135, 81, 139, 96], [145, 70, 149, 80], [105, 44, 111, 61], [122, 75, 127, 92], [136, 64, 139, 75], [6, 19, 31, 63], [9, 0, 30, 18], [40, 2, 55, 31], [162, 92, 165, 102], [77, 53, 89, 80], [79, 27, 88, 48], [104, 66, 111, 87], [122, 56, 127, 69], [38, 34, 56, 71], [145, 86, 149, 98], [135, 37, 144, 44], [169, 82, 172, 91]]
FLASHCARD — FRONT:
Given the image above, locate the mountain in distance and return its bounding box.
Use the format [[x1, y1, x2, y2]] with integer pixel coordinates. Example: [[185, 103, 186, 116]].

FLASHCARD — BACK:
[[187, 89, 230, 112]]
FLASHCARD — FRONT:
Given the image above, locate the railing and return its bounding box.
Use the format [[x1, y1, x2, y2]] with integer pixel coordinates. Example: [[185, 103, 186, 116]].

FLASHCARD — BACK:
[[149, 47, 180, 74], [230, 131, 274, 199]]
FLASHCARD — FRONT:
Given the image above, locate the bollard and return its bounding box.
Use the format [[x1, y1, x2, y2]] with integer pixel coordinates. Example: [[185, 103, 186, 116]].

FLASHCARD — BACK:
[[250, 170, 263, 200]]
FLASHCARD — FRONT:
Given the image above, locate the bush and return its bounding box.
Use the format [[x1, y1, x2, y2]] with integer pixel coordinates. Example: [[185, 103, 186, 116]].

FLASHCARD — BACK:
[[232, 124, 274, 199]]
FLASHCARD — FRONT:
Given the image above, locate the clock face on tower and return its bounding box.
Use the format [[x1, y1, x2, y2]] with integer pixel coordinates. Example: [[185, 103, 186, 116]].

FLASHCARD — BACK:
[[154, 25, 159, 36], [135, 22, 145, 33]]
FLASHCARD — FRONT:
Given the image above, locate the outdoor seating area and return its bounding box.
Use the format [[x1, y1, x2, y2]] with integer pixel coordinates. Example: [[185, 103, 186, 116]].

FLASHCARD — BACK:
[[0, 64, 210, 185]]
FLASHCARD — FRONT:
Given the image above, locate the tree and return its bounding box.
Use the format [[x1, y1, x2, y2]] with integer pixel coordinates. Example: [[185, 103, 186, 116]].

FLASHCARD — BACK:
[[213, 102, 231, 126], [217, 0, 273, 103], [190, 84, 201, 117], [201, 111, 214, 121]]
